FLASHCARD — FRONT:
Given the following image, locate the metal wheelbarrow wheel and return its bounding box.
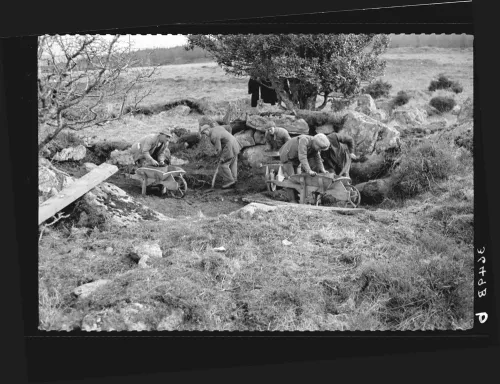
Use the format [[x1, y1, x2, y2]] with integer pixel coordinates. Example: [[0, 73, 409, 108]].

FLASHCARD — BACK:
[[335, 185, 361, 208], [169, 174, 188, 198]]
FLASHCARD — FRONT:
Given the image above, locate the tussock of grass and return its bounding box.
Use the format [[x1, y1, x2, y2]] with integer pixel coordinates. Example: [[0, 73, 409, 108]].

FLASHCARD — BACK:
[[390, 140, 458, 199]]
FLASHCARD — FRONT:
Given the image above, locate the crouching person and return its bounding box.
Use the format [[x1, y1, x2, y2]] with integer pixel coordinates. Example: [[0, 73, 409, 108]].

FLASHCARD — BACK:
[[200, 124, 241, 189], [321, 132, 358, 178], [278, 133, 331, 203], [130, 130, 173, 168], [265, 123, 291, 152]]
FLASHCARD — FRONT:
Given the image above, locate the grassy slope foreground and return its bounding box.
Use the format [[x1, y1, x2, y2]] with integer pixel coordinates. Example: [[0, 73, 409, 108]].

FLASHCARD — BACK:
[[38, 47, 474, 331]]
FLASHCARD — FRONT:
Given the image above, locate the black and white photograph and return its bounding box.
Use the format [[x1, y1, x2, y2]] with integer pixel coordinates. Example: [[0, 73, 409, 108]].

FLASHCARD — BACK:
[[37, 32, 475, 332]]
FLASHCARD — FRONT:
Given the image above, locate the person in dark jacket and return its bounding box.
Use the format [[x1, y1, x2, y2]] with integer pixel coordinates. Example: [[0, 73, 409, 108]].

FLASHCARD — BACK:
[[260, 79, 278, 105], [321, 132, 358, 178], [248, 77, 260, 108]]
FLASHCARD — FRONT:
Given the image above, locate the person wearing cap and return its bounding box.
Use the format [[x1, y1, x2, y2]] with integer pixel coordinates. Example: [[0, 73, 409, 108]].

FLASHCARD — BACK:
[[278, 133, 331, 203], [321, 131, 358, 177], [130, 130, 173, 167], [200, 124, 241, 189], [264, 122, 291, 152]]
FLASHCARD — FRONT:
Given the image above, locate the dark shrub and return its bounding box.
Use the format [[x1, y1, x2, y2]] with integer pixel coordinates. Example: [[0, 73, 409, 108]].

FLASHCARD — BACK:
[[428, 74, 463, 94], [393, 91, 411, 107], [429, 96, 456, 113], [390, 140, 457, 199], [363, 79, 393, 99]]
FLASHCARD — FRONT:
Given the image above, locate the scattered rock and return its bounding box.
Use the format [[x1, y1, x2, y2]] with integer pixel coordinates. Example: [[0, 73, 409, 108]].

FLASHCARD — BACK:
[[82, 182, 171, 227], [73, 279, 111, 299], [457, 97, 473, 124], [83, 162, 98, 172], [234, 129, 256, 149], [451, 105, 461, 115], [253, 130, 267, 145], [38, 161, 75, 204], [131, 242, 163, 263], [105, 247, 114, 254], [157, 309, 184, 331], [240, 143, 274, 171], [52, 145, 87, 162], [392, 107, 428, 126], [170, 156, 189, 166], [230, 202, 277, 219], [109, 148, 135, 166], [214, 246, 226, 252], [343, 111, 400, 155], [355, 178, 393, 205], [316, 124, 336, 135], [282, 239, 292, 246]]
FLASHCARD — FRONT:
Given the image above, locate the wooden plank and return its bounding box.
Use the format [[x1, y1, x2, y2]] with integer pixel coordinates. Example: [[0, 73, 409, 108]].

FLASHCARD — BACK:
[[242, 195, 366, 213], [39, 163, 118, 225]]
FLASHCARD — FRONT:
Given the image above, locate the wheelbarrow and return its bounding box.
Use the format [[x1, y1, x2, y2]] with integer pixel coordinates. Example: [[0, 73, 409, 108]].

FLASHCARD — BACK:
[[263, 162, 361, 208], [129, 165, 188, 198]]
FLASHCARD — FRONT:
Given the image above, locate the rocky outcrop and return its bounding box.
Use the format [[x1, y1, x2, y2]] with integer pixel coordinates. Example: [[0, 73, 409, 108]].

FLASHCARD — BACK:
[[355, 178, 393, 205], [38, 158, 75, 204], [240, 143, 274, 171], [342, 111, 401, 182], [253, 130, 266, 145], [392, 106, 428, 126], [109, 148, 135, 166], [52, 145, 87, 162], [81, 182, 171, 227], [234, 129, 256, 149], [246, 114, 309, 135], [129, 241, 163, 268]]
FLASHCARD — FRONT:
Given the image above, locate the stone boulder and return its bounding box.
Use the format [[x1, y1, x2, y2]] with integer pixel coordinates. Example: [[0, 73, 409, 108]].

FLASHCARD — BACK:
[[130, 241, 163, 268], [234, 129, 256, 149], [342, 111, 401, 182], [246, 115, 272, 132], [83, 162, 98, 172], [240, 143, 274, 171], [38, 159, 75, 205], [170, 156, 189, 166], [457, 97, 473, 124], [169, 105, 191, 116], [343, 111, 400, 155], [355, 178, 393, 205], [392, 107, 428, 126], [355, 94, 377, 115], [52, 144, 87, 162], [73, 279, 111, 299], [254, 130, 267, 145], [82, 182, 171, 227], [109, 148, 135, 166], [316, 124, 336, 135], [230, 202, 277, 219], [375, 99, 394, 116], [273, 116, 309, 135]]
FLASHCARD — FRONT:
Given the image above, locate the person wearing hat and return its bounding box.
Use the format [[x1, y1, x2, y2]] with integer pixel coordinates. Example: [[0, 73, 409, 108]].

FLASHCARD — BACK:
[[264, 122, 291, 152], [321, 131, 358, 178], [130, 130, 173, 167], [200, 124, 241, 189], [278, 133, 331, 203]]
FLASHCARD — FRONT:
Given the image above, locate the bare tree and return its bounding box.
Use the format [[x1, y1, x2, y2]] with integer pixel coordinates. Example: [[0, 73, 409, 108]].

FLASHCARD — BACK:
[[38, 34, 158, 151]]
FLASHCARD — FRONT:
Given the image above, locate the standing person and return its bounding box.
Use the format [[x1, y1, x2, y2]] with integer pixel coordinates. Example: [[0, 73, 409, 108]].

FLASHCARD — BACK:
[[278, 133, 331, 203], [322, 132, 358, 177], [130, 130, 173, 167], [200, 124, 241, 189], [248, 77, 260, 108], [265, 123, 291, 152]]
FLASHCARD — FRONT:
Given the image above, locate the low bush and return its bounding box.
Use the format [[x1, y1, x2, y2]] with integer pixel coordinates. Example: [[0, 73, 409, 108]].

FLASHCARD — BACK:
[[362, 79, 393, 99], [390, 140, 457, 199], [428, 74, 463, 94], [392, 91, 411, 107], [429, 96, 456, 113]]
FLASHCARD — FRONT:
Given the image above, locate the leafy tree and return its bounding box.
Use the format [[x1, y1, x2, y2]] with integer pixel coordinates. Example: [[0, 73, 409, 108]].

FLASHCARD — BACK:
[[38, 35, 158, 151], [186, 34, 390, 111]]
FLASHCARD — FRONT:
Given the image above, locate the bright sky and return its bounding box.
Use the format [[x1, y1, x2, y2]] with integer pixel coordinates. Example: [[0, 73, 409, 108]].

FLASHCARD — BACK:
[[128, 34, 188, 50]]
